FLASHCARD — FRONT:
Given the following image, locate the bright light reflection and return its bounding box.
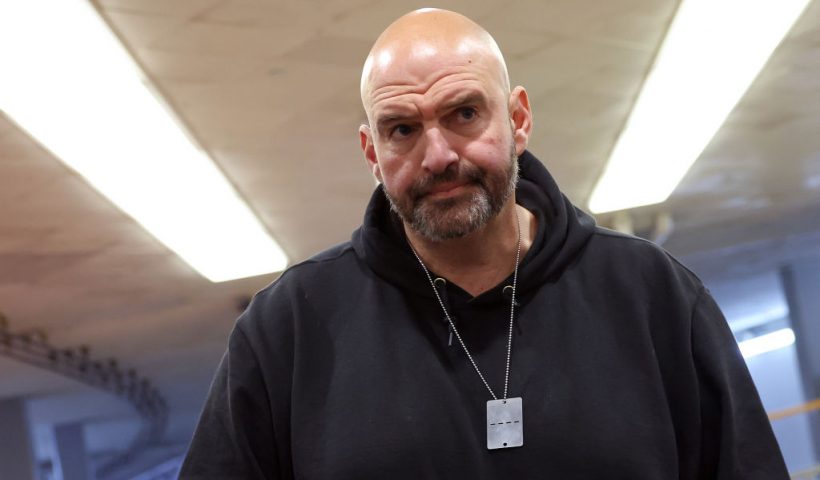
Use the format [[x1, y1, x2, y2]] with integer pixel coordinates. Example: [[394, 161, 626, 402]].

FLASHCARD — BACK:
[[0, 0, 287, 282], [588, 0, 811, 214], [738, 328, 795, 359]]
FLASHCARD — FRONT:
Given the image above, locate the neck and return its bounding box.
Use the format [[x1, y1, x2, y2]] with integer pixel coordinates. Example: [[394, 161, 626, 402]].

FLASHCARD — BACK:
[[405, 199, 537, 297]]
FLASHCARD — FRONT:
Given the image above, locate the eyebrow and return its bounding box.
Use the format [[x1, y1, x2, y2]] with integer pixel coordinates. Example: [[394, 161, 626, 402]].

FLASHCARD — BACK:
[[373, 90, 489, 134], [375, 112, 416, 134], [436, 91, 487, 115]]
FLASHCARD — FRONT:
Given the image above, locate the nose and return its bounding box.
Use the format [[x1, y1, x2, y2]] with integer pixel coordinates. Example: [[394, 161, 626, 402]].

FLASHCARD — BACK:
[[420, 127, 458, 174]]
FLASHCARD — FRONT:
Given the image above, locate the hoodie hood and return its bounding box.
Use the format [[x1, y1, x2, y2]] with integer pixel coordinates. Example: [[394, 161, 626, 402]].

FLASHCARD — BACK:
[[351, 150, 596, 300]]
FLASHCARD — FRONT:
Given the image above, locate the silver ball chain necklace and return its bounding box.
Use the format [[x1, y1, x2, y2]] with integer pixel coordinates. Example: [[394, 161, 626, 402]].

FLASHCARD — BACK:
[[408, 213, 523, 450]]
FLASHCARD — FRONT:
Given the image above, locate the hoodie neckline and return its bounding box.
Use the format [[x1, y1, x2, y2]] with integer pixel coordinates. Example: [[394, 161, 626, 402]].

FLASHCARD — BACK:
[[351, 150, 596, 304]]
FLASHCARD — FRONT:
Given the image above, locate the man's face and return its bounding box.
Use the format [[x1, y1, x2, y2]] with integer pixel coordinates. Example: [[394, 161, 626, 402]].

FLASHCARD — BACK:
[[383, 139, 518, 242], [361, 45, 524, 241]]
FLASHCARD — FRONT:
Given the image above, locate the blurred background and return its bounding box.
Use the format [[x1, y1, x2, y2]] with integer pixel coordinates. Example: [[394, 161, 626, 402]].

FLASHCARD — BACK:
[[1, 0, 820, 479]]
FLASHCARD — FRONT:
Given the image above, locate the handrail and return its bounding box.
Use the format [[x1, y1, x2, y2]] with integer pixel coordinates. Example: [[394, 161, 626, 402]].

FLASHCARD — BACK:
[[769, 398, 820, 422], [769, 399, 820, 479], [0, 312, 168, 478], [790, 464, 820, 480]]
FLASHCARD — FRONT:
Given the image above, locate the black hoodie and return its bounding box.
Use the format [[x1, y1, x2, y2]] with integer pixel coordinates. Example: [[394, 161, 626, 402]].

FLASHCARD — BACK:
[[181, 151, 788, 479]]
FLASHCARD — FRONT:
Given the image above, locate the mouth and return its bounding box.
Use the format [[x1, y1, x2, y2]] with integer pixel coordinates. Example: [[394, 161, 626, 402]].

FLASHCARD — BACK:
[[424, 182, 470, 199]]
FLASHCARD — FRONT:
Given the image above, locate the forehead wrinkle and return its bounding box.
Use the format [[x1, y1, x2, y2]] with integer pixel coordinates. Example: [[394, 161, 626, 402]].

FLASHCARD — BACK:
[[435, 90, 486, 114], [373, 101, 420, 122], [369, 65, 468, 99], [370, 77, 490, 131], [370, 84, 422, 106], [369, 70, 487, 115]]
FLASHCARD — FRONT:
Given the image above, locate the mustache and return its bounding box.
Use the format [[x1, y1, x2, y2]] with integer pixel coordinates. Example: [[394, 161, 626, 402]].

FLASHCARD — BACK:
[[409, 164, 484, 200]]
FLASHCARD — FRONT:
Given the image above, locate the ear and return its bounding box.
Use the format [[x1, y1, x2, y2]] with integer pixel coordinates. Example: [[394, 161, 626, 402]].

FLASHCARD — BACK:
[[508, 86, 533, 157], [359, 124, 382, 183]]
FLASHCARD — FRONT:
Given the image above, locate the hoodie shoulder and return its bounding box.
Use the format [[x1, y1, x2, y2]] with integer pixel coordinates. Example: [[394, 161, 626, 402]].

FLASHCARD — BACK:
[[586, 226, 704, 295], [591, 226, 687, 263], [235, 241, 359, 333], [299, 240, 356, 266], [275, 241, 357, 280], [244, 241, 357, 312]]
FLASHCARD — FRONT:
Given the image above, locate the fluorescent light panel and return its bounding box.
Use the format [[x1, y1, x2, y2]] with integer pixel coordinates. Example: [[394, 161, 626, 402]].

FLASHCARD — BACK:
[[738, 328, 795, 359], [0, 0, 287, 282], [588, 0, 811, 214], [728, 304, 788, 334]]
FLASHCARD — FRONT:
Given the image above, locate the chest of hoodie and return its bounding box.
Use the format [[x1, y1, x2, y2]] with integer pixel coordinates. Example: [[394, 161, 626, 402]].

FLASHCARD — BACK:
[[285, 272, 686, 479]]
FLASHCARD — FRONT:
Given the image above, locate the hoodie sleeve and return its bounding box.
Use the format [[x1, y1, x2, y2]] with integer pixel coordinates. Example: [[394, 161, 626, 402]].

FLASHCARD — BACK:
[[179, 323, 280, 479], [691, 288, 790, 479]]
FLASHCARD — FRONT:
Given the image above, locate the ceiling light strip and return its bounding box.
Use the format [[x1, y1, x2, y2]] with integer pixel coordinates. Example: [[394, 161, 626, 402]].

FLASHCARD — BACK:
[[0, 0, 287, 282], [588, 0, 811, 214], [738, 328, 795, 359]]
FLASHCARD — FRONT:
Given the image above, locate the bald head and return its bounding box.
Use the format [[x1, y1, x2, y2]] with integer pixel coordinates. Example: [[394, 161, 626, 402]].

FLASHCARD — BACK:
[[360, 9, 510, 115], [356, 9, 533, 242]]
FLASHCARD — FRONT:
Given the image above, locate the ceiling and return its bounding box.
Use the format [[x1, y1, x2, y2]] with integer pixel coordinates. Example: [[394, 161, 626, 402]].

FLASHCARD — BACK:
[[1, 0, 819, 469]]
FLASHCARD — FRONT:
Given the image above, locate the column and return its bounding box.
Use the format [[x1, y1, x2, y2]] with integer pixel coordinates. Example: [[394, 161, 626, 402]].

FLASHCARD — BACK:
[[0, 397, 37, 480], [54, 422, 92, 480], [781, 257, 820, 463]]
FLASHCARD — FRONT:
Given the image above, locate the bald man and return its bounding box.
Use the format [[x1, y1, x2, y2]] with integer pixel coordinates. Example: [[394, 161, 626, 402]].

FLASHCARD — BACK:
[[181, 9, 788, 479]]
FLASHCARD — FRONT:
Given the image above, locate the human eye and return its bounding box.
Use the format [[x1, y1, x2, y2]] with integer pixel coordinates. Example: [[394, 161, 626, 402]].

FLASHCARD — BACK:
[[454, 106, 478, 123], [389, 123, 416, 139]]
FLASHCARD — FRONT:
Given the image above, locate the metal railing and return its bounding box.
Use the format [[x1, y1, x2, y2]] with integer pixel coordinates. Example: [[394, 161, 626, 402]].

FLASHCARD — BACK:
[[769, 398, 820, 480], [792, 465, 820, 480], [770, 399, 820, 422], [0, 312, 168, 478]]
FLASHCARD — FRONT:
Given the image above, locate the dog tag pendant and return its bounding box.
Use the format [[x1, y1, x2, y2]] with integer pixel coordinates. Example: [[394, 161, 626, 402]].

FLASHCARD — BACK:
[[487, 397, 523, 449]]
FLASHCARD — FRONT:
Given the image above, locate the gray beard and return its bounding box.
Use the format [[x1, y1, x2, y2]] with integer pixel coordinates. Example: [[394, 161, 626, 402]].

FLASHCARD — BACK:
[[384, 149, 519, 243]]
